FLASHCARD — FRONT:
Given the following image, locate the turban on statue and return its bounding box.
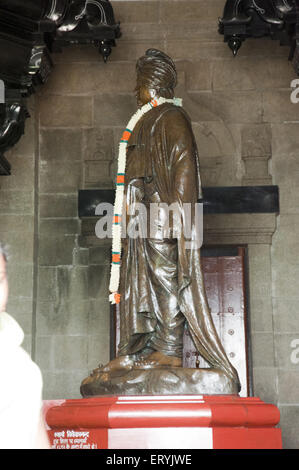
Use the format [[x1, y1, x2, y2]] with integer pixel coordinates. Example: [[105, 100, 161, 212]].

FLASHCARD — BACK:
[[136, 49, 177, 98]]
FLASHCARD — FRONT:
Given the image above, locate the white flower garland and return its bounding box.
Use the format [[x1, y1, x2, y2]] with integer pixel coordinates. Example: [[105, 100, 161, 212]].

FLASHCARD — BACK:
[[109, 96, 183, 304]]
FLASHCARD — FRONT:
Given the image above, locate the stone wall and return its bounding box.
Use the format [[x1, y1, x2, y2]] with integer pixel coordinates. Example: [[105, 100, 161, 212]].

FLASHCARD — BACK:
[[0, 0, 299, 448]]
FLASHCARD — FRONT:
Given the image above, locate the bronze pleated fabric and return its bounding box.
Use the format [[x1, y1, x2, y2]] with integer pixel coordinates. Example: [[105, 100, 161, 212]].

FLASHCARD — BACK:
[[117, 103, 240, 388]]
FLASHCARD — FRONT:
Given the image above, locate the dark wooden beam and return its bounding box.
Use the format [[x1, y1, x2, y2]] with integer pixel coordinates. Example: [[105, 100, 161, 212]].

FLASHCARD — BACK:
[[78, 185, 280, 218]]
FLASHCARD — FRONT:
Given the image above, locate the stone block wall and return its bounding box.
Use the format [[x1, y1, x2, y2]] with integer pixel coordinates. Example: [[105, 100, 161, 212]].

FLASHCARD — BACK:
[[0, 0, 299, 448], [35, 92, 112, 398]]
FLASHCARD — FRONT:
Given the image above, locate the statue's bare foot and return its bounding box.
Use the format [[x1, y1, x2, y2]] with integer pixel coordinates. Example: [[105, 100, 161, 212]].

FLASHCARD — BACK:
[[133, 351, 182, 369], [97, 355, 135, 373]]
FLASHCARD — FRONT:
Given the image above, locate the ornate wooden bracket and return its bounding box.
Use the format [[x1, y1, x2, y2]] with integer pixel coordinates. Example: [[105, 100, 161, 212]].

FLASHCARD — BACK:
[[0, 98, 30, 175], [0, 0, 121, 175], [219, 0, 299, 73]]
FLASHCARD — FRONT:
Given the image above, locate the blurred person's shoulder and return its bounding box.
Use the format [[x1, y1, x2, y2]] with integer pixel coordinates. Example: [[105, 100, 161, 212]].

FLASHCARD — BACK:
[[0, 312, 42, 387]]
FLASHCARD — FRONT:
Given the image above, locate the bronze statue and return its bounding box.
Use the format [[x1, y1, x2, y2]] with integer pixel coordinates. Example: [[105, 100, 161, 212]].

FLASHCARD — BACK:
[[81, 50, 240, 396]]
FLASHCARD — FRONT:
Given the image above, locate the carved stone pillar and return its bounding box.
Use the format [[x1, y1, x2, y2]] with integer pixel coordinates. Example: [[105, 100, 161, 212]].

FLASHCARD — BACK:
[[241, 124, 272, 186]]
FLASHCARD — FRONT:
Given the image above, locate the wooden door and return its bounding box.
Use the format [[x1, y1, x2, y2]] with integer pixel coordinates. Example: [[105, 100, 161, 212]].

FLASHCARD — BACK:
[[183, 246, 250, 397]]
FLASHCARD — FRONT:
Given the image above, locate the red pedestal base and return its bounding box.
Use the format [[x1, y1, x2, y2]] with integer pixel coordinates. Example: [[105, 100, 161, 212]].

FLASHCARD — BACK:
[[44, 395, 282, 449]]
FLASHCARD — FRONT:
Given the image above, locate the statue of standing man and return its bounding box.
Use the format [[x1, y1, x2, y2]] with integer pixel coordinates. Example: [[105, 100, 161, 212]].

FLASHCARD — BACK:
[[81, 50, 240, 396]]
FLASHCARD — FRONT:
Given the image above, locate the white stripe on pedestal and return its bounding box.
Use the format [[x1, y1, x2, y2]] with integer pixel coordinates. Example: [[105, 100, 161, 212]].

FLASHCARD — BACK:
[[108, 427, 213, 449]]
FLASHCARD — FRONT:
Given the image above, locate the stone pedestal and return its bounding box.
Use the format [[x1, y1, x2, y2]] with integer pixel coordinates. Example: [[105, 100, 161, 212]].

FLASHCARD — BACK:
[[45, 395, 282, 449]]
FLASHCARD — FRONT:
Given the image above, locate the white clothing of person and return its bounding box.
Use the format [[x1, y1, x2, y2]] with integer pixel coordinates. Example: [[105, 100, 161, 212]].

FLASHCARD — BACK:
[[0, 312, 49, 449]]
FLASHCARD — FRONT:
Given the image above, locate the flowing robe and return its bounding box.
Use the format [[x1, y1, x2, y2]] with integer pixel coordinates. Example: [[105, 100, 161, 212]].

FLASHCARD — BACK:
[[117, 102, 240, 386]]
